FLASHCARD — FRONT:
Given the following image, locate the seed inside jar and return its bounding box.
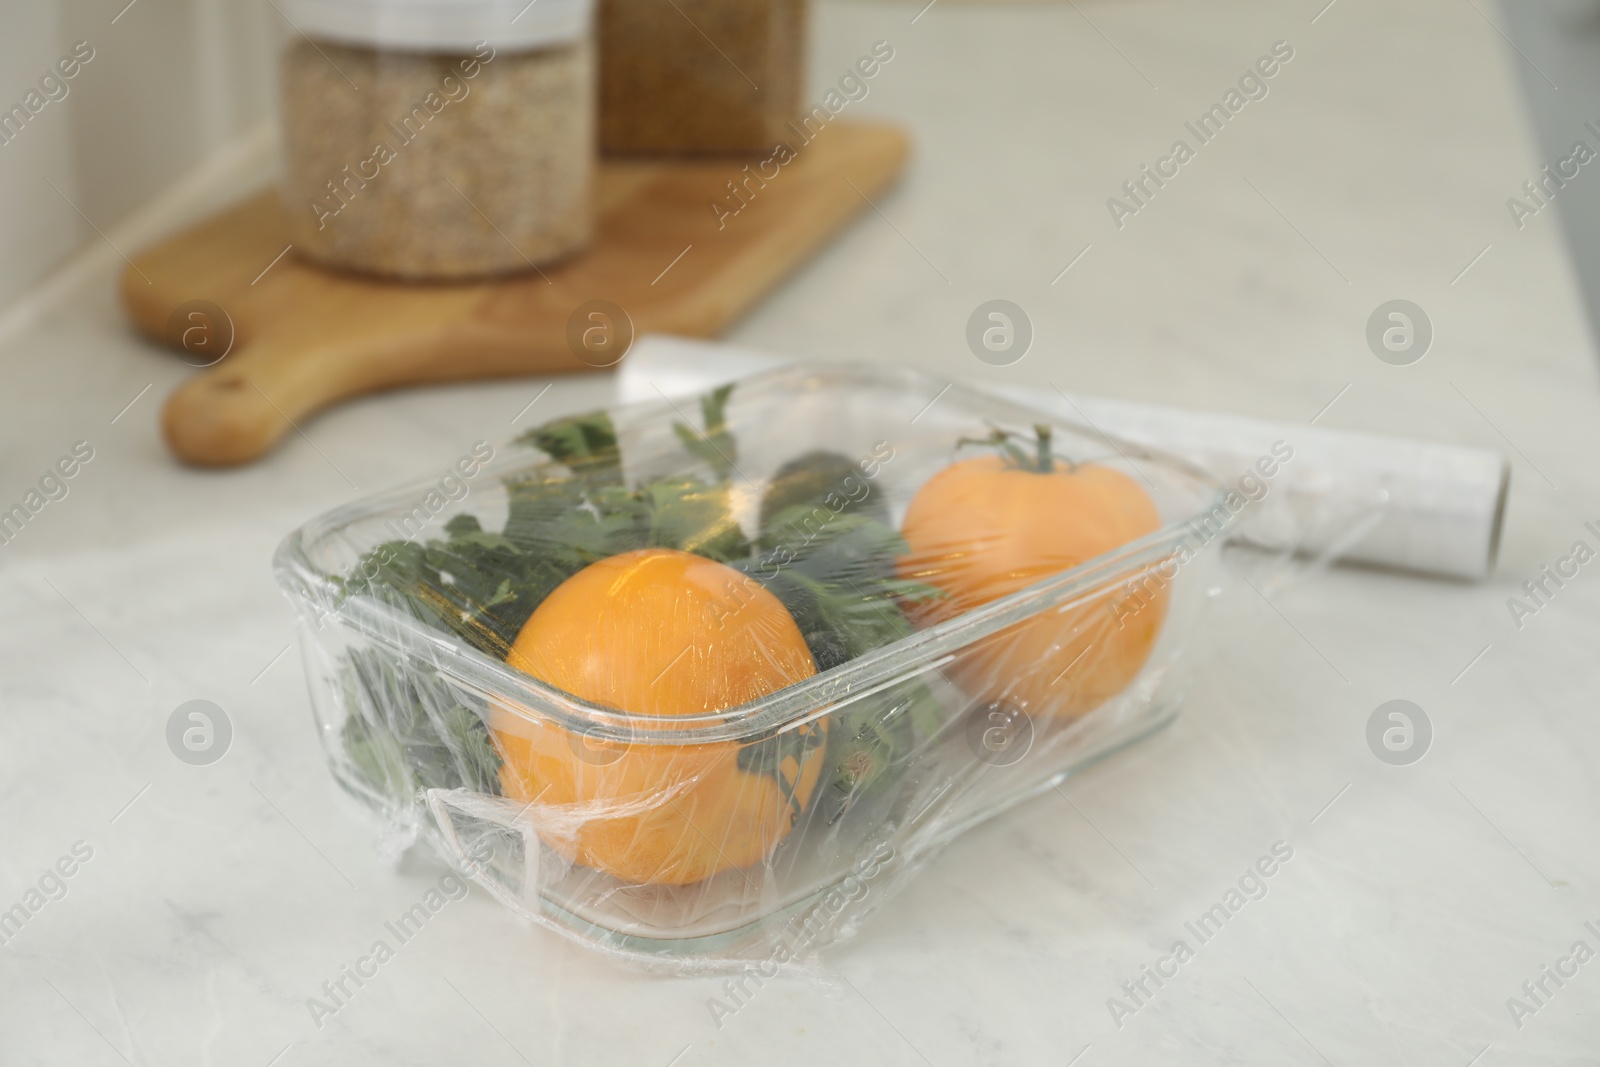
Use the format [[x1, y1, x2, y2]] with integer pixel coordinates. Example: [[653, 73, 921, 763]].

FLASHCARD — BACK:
[[280, 39, 594, 281]]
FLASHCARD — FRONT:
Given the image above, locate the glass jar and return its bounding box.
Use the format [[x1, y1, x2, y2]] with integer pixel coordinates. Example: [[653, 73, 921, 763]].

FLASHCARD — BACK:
[[278, 0, 595, 280], [599, 0, 805, 156]]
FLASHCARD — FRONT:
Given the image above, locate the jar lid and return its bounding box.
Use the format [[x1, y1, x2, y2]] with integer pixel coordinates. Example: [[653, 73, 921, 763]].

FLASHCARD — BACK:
[[279, 0, 591, 51]]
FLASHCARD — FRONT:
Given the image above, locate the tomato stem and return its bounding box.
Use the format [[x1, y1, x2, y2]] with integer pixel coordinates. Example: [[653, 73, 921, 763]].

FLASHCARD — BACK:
[[1034, 424, 1054, 474], [957, 424, 1073, 473]]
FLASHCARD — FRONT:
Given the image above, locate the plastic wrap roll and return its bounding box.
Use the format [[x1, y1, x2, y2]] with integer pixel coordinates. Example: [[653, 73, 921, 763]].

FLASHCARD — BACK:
[[616, 336, 1510, 581]]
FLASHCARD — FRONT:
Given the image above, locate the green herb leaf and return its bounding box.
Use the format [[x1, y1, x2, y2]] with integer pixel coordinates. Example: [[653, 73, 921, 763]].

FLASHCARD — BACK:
[[672, 384, 739, 481], [518, 410, 622, 480], [341, 648, 502, 800], [645, 476, 749, 562], [738, 502, 952, 821]]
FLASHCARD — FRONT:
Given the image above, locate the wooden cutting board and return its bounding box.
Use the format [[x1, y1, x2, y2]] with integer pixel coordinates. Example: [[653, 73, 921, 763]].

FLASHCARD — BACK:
[[120, 120, 910, 467]]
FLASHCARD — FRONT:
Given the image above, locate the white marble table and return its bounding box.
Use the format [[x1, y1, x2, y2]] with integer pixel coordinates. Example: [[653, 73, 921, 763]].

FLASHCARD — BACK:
[[2, 0, 1598, 1062]]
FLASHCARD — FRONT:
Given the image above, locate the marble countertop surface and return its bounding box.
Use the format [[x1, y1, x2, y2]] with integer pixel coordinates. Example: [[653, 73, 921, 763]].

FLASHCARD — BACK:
[[3, 0, 1599, 1063]]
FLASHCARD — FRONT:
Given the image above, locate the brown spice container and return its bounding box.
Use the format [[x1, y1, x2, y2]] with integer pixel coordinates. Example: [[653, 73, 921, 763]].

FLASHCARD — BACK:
[[599, 0, 806, 156]]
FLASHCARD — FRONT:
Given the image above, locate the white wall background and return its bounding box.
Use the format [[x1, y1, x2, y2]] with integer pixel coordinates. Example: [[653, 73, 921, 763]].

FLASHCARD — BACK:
[[0, 0, 277, 314]]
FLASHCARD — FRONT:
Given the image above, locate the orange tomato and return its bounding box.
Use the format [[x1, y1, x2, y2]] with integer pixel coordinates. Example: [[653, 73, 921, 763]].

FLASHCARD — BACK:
[[897, 453, 1165, 719], [492, 548, 825, 886]]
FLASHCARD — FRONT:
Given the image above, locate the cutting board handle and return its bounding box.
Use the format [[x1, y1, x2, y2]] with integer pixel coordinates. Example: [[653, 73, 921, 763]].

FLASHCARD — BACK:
[[163, 356, 299, 467], [162, 317, 588, 465], [162, 327, 430, 466]]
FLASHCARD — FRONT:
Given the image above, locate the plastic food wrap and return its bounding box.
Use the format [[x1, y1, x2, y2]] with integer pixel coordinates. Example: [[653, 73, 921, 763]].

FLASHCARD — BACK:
[[275, 365, 1242, 972], [619, 336, 1510, 581]]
